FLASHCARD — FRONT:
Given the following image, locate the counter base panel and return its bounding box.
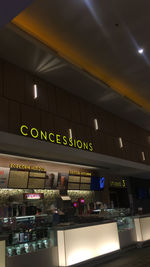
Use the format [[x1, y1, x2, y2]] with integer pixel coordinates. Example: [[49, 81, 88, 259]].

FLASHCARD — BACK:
[[0, 240, 5, 267], [119, 229, 136, 248], [134, 217, 150, 242], [57, 222, 120, 266], [7, 246, 58, 267]]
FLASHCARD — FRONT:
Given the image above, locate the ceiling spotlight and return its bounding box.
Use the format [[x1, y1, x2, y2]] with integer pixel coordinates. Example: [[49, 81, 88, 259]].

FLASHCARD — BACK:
[[138, 48, 144, 54]]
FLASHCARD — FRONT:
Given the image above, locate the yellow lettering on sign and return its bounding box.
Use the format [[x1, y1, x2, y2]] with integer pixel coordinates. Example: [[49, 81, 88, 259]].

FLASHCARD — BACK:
[[49, 133, 55, 143], [56, 134, 61, 144], [69, 170, 80, 175], [10, 164, 45, 171], [77, 140, 82, 149], [20, 125, 28, 136], [69, 138, 73, 147], [63, 136, 67, 145], [31, 128, 39, 138], [20, 125, 94, 152], [73, 139, 77, 148], [89, 143, 93, 152], [40, 131, 47, 141], [80, 172, 91, 176], [83, 142, 89, 150], [122, 179, 126, 187]]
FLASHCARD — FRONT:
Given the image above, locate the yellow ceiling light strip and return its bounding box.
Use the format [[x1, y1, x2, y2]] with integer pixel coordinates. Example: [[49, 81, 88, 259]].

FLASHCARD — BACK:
[[12, 15, 150, 113]]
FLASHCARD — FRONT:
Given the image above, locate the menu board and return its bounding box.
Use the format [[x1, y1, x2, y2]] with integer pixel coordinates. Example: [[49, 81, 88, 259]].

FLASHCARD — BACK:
[[8, 164, 46, 189], [8, 170, 28, 188], [68, 175, 80, 183], [80, 176, 91, 184], [29, 171, 46, 178], [80, 184, 91, 190], [28, 178, 45, 189], [28, 170, 46, 189], [68, 171, 92, 191], [0, 167, 10, 188], [68, 183, 80, 190]]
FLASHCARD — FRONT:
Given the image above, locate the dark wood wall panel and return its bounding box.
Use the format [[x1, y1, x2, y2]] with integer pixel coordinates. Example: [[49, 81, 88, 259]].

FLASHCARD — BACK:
[[70, 95, 81, 124], [95, 108, 116, 136], [21, 104, 41, 129], [0, 58, 150, 165], [55, 88, 71, 119], [8, 100, 20, 134], [71, 123, 85, 140], [4, 62, 25, 103], [55, 116, 69, 136], [47, 84, 56, 114], [0, 96, 8, 131], [41, 111, 54, 132], [0, 59, 3, 96], [80, 101, 95, 128]]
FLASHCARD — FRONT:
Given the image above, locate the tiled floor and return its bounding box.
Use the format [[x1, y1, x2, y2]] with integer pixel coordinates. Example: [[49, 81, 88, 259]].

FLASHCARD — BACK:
[[99, 246, 150, 267]]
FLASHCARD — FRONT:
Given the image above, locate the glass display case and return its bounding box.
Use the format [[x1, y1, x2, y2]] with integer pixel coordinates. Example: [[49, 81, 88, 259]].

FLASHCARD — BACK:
[[117, 216, 135, 231], [7, 237, 54, 257], [1, 215, 57, 257]]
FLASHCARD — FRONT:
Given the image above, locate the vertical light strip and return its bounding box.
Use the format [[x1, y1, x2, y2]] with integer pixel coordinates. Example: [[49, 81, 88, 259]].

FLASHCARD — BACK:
[[68, 129, 72, 139], [118, 137, 123, 148], [33, 84, 38, 99], [141, 152, 145, 161], [94, 118, 99, 130]]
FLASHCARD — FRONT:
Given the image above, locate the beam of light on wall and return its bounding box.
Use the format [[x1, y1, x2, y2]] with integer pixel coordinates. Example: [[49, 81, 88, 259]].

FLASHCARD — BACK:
[[141, 151, 145, 161], [68, 129, 73, 139], [33, 84, 38, 99], [118, 137, 123, 148], [94, 118, 99, 130]]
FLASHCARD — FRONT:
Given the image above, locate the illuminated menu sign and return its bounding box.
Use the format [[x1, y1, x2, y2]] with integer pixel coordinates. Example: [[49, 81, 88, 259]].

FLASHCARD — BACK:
[[24, 193, 44, 200], [8, 164, 46, 189], [110, 178, 127, 188], [68, 171, 92, 190], [8, 170, 29, 188]]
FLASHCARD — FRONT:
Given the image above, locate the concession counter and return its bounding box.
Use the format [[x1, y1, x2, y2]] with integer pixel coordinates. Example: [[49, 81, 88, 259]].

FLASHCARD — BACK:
[[57, 220, 120, 266]]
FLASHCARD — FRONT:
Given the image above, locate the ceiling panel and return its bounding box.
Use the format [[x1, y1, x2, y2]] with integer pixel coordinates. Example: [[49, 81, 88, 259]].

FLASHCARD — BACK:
[[0, 25, 150, 131], [12, 0, 150, 112]]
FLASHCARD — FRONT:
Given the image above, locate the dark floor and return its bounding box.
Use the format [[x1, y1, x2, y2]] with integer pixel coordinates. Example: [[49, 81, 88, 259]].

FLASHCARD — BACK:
[[99, 246, 150, 267]]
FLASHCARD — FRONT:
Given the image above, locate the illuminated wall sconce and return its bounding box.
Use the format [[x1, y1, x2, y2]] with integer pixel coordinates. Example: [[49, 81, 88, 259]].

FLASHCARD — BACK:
[[141, 151, 146, 161], [94, 118, 99, 130], [68, 129, 72, 139], [33, 84, 38, 99], [118, 137, 123, 148]]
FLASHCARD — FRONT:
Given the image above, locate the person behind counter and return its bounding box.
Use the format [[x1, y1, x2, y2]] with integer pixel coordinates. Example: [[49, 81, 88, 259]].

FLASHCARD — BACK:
[[47, 203, 65, 225]]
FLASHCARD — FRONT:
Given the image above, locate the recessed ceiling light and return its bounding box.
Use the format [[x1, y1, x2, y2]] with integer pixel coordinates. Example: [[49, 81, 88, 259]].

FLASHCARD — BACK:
[[138, 48, 144, 54]]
